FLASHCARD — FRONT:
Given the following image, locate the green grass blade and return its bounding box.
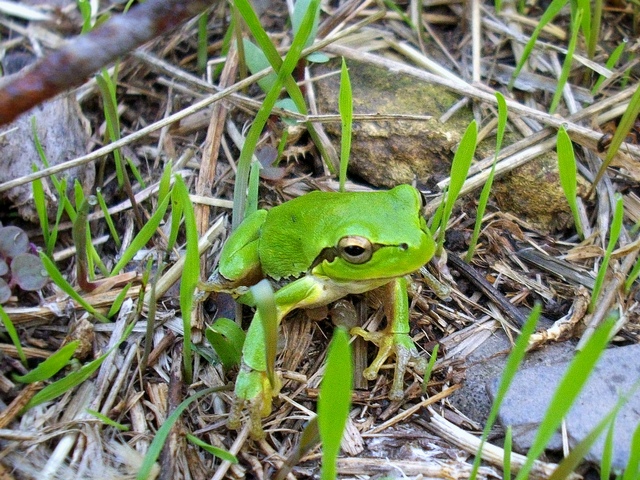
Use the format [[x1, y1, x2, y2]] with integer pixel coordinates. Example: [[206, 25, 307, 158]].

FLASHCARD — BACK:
[[319, 327, 352, 480], [515, 318, 616, 480], [136, 387, 218, 480], [557, 125, 584, 238], [588, 0, 603, 59], [19, 317, 137, 412], [436, 120, 477, 253], [339, 58, 353, 192], [232, 0, 319, 228], [592, 41, 625, 94], [31, 170, 50, 253], [0, 305, 27, 365], [590, 194, 624, 312], [509, 0, 568, 89], [470, 305, 540, 479], [110, 193, 171, 276], [107, 282, 132, 319], [466, 93, 507, 261], [503, 426, 512, 480], [187, 433, 238, 463], [96, 69, 124, 187], [622, 422, 640, 480], [549, 9, 582, 114], [549, 393, 629, 480], [174, 177, 199, 384], [421, 343, 439, 393], [197, 12, 208, 74], [593, 82, 640, 189], [96, 188, 121, 248], [86, 408, 130, 431], [13, 341, 79, 383], [601, 415, 615, 480], [40, 252, 109, 323]]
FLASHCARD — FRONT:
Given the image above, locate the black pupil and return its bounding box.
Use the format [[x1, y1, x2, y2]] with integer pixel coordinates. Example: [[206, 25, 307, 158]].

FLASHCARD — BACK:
[[344, 245, 365, 257]]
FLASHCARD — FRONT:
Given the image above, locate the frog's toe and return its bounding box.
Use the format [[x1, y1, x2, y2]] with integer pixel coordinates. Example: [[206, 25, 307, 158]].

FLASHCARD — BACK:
[[351, 327, 426, 400]]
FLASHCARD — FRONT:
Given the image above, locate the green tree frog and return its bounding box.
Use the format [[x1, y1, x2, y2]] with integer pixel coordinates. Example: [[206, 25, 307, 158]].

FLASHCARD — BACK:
[[202, 184, 436, 438]]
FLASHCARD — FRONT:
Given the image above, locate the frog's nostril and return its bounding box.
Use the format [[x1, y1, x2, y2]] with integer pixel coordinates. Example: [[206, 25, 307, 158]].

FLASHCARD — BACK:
[[399, 243, 409, 251]]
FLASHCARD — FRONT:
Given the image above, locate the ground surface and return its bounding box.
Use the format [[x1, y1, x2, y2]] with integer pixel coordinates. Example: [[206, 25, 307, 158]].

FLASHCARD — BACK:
[[0, 0, 639, 479]]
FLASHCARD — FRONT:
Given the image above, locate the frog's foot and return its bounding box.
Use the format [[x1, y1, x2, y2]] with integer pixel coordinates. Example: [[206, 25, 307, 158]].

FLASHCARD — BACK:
[[350, 327, 428, 401], [227, 365, 281, 440]]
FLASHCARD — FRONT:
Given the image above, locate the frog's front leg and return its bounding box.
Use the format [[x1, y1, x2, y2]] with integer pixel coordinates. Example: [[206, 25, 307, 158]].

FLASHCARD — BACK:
[[351, 277, 428, 400], [227, 276, 325, 439]]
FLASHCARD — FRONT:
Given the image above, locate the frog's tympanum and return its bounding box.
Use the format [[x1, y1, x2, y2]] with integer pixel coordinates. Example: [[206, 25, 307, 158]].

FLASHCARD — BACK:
[[202, 185, 436, 438]]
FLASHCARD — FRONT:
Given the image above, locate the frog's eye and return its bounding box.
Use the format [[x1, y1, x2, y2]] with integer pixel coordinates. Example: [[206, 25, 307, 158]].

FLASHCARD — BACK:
[[337, 236, 373, 264]]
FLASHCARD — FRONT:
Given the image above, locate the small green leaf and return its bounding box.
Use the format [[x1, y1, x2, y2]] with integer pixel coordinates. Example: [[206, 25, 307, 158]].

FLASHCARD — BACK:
[[557, 125, 583, 238], [187, 433, 238, 463], [86, 408, 130, 431], [242, 39, 277, 93], [291, 0, 320, 48], [205, 318, 246, 369]]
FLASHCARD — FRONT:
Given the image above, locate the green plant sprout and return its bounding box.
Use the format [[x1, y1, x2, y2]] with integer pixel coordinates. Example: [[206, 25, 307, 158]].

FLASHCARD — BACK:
[[466, 93, 507, 262], [556, 125, 584, 239], [435, 120, 477, 255]]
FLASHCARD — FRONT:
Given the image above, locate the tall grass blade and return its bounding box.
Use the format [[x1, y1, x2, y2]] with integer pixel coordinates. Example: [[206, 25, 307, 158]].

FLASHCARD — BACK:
[[592, 41, 625, 94], [549, 9, 582, 114], [232, 0, 319, 228], [590, 194, 624, 312], [174, 177, 199, 384], [514, 318, 616, 480], [592, 82, 640, 190], [339, 58, 352, 192], [40, 253, 109, 323], [136, 387, 218, 480], [0, 305, 27, 365], [622, 422, 640, 480], [13, 341, 78, 383], [31, 171, 50, 253], [436, 121, 477, 253], [588, 0, 603, 59], [470, 305, 540, 478], [109, 193, 170, 276], [509, 0, 568, 89], [96, 188, 121, 248], [319, 327, 352, 480]]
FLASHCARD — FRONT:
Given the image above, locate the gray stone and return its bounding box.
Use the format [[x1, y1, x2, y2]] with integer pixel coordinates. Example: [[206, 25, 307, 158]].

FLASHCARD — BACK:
[[487, 343, 640, 471]]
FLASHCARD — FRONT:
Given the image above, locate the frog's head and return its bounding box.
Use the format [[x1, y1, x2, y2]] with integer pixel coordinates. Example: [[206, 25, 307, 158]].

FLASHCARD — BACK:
[[311, 185, 435, 282]]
